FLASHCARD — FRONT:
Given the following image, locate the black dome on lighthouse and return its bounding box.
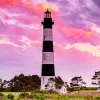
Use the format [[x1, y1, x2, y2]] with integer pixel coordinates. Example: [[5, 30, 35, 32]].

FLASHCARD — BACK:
[[44, 9, 51, 13]]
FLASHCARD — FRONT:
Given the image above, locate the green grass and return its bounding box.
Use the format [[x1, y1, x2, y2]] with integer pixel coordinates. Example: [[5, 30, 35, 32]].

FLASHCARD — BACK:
[[0, 91, 100, 100], [1, 92, 30, 95], [80, 90, 96, 92]]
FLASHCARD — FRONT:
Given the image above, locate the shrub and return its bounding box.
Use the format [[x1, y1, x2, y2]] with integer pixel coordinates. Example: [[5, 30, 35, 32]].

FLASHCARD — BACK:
[[7, 94, 14, 100], [0, 93, 4, 97], [19, 92, 29, 98], [95, 97, 100, 100], [67, 87, 74, 92], [29, 94, 33, 99], [39, 97, 45, 100]]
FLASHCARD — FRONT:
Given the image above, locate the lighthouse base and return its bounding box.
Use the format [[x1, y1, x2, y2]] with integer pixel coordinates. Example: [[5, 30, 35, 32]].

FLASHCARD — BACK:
[[41, 76, 55, 90]]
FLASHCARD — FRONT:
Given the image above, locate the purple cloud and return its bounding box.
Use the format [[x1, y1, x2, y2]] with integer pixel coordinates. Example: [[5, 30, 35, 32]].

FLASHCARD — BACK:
[[46, 0, 100, 28], [92, 0, 100, 7]]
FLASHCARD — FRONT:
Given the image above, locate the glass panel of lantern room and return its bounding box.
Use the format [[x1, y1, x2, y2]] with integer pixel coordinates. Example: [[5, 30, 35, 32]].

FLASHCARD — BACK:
[[44, 14, 46, 18]]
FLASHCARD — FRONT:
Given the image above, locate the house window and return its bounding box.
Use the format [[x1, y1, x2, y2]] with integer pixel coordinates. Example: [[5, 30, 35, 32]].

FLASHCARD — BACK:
[[64, 88, 66, 92]]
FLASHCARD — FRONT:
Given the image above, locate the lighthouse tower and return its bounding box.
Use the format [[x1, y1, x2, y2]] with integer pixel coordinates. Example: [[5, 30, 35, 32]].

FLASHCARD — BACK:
[[41, 9, 55, 90]]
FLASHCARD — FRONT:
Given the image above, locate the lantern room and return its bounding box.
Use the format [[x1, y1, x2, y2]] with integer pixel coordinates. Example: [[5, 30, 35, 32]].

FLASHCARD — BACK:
[[44, 9, 51, 18], [42, 9, 54, 29]]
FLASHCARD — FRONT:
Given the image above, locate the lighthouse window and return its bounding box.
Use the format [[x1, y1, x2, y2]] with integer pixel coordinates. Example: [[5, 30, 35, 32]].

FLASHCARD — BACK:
[[43, 77, 44, 84], [44, 35, 45, 40], [46, 14, 47, 18], [43, 53, 46, 60]]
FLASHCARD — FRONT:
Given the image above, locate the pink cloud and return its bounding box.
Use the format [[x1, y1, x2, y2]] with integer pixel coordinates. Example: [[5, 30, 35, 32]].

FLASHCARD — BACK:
[[54, 42, 100, 64], [0, 0, 21, 8], [65, 43, 100, 57]]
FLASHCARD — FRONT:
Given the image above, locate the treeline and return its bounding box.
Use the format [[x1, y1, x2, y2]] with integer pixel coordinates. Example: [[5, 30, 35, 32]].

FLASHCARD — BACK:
[[0, 74, 41, 92], [0, 71, 99, 92], [0, 74, 65, 92]]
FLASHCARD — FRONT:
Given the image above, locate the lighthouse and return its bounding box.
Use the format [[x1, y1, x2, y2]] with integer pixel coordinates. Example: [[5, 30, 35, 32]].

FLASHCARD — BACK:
[[41, 9, 55, 90]]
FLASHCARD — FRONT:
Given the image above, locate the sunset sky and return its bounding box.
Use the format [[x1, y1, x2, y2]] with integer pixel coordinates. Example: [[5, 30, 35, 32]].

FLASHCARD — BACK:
[[0, 0, 100, 86]]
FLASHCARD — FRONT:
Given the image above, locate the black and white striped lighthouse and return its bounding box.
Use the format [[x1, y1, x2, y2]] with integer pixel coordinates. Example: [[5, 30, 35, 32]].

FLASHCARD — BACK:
[[41, 9, 55, 90]]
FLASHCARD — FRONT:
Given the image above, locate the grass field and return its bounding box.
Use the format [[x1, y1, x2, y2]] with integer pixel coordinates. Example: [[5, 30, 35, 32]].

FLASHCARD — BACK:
[[0, 91, 100, 100]]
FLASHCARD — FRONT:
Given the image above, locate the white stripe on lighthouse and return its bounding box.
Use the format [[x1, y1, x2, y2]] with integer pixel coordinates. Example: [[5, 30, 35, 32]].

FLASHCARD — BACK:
[[42, 52, 54, 64], [43, 29, 53, 41], [41, 76, 55, 90]]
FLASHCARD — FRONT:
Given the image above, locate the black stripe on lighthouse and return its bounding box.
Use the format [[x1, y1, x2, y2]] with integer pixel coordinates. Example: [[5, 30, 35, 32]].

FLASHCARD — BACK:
[[42, 18, 54, 29], [43, 41, 53, 52], [42, 64, 55, 76]]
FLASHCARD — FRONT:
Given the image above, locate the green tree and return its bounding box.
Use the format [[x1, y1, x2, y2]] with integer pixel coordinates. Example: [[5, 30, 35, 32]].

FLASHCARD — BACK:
[[92, 71, 100, 92], [8, 74, 41, 92], [70, 76, 86, 93], [48, 76, 64, 89], [55, 76, 64, 89]]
